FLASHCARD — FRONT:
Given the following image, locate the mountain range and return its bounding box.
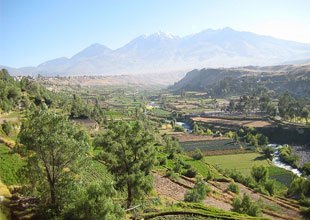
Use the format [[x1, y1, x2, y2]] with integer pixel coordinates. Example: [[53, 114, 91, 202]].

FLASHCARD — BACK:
[[2, 27, 310, 76]]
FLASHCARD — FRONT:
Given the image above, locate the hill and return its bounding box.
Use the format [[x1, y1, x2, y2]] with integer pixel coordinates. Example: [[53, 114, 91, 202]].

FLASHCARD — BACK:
[[170, 63, 310, 97], [3, 27, 310, 76]]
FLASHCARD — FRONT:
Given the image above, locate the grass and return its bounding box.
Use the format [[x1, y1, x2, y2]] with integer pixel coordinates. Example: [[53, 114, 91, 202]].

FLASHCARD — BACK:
[[0, 144, 24, 185], [203, 153, 269, 176]]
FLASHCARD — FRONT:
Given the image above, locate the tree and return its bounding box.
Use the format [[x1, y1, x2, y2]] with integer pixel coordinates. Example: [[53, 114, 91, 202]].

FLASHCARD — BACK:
[[19, 108, 90, 212], [301, 107, 309, 124], [262, 146, 275, 160], [251, 165, 269, 183], [184, 178, 210, 202], [94, 120, 156, 208], [62, 181, 124, 220]]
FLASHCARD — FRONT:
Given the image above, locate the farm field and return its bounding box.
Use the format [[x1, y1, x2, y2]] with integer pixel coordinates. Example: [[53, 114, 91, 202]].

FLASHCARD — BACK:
[[173, 133, 229, 142], [180, 137, 251, 156], [203, 152, 269, 176], [192, 117, 274, 128]]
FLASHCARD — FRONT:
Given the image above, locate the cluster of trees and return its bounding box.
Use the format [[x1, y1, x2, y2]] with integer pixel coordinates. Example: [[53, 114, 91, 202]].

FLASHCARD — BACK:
[[225, 165, 275, 196], [278, 92, 309, 122], [17, 106, 158, 219], [278, 145, 299, 168], [225, 91, 310, 123], [0, 69, 21, 112], [225, 127, 268, 149], [0, 69, 67, 113]]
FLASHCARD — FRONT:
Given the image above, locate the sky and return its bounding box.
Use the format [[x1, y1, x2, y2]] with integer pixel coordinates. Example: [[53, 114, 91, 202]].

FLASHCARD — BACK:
[[1, 0, 310, 67]]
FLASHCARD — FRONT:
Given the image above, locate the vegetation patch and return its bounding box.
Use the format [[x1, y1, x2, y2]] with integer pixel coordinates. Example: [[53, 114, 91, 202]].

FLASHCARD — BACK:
[[0, 144, 24, 185]]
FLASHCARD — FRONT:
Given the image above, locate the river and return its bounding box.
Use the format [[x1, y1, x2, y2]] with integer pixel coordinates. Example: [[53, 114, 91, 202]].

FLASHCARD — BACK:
[[268, 144, 302, 176]]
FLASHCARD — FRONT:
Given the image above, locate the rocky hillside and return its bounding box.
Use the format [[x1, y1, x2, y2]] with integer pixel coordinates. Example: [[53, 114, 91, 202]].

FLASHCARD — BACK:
[[170, 63, 310, 97]]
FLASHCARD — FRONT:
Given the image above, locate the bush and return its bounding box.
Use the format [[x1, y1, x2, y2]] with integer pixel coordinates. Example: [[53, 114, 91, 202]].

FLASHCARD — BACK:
[[300, 207, 310, 219], [279, 145, 299, 168], [192, 149, 203, 160], [251, 165, 269, 183], [264, 180, 275, 196], [183, 163, 191, 169], [262, 146, 275, 160], [159, 157, 167, 166], [1, 121, 13, 136], [165, 170, 179, 181], [184, 178, 210, 203], [228, 183, 239, 194], [174, 125, 185, 132], [232, 194, 261, 217], [302, 163, 310, 176], [173, 160, 182, 174], [204, 170, 214, 181], [183, 168, 197, 178]]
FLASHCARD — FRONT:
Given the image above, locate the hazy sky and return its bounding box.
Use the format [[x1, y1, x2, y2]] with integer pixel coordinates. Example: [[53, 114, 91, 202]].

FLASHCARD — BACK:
[[1, 0, 309, 67]]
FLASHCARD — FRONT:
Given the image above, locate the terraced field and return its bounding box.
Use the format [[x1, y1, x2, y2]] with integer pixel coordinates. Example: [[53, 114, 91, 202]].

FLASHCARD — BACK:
[[180, 139, 241, 152]]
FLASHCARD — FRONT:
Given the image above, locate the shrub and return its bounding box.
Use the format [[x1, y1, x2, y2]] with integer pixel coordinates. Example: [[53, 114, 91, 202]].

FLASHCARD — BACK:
[[300, 207, 310, 219], [232, 194, 261, 217], [264, 180, 275, 196], [1, 121, 13, 136], [184, 178, 210, 203], [159, 157, 167, 166], [251, 165, 269, 183], [183, 163, 191, 169], [228, 182, 239, 194], [174, 125, 185, 132], [192, 149, 203, 160], [204, 170, 214, 181], [262, 146, 275, 160], [173, 160, 182, 173], [302, 163, 310, 176], [183, 168, 197, 178], [165, 170, 179, 181]]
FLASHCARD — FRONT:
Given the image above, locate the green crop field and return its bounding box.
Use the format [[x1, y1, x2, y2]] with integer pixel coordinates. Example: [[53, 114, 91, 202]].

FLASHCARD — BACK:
[[0, 144, 25, 185], [150, 108, 171, 117], [180, 139, 242, 152], [80, 159, 112, 184], [203, 152, 269, 176], [268, 166, 294, 187]]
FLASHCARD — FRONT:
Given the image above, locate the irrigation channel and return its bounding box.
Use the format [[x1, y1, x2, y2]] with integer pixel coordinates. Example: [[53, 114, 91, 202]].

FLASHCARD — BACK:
[[268, 144, 302, 176]]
